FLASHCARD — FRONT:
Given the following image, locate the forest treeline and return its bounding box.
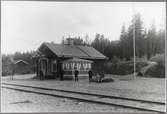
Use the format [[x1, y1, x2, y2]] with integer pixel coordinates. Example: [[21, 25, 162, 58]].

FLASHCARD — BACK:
[[63, 13, 165, 61], [2, 13, 165, 76]]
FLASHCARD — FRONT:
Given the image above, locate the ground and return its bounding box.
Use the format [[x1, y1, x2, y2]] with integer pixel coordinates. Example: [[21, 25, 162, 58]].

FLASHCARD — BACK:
[[1, 74, 165, 112], [2, 88, 150, 113]]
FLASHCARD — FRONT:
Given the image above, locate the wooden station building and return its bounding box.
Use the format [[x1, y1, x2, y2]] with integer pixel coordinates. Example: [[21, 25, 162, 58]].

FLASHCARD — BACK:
[[33, 38, 107, 80]]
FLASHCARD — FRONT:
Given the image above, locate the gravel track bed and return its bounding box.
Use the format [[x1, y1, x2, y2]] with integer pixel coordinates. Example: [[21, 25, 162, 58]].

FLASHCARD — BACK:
[[1, 88, 151, 113]]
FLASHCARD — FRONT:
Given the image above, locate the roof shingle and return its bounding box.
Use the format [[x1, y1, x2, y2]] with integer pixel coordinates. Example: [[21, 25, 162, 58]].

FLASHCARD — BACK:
[[40, 43, 107, 60]]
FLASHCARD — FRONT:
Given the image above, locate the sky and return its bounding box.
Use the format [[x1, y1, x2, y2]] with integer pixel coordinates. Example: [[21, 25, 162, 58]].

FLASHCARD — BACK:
[[1, 2, 165, 54]]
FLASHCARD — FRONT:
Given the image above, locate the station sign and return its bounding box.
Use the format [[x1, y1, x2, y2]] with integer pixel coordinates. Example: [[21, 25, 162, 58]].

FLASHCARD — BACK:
[[62, 62, 91, 71]]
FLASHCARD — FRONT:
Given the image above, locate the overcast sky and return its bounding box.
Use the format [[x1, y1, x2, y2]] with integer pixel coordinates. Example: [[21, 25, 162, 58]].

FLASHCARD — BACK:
[[2, 2, 165, 54]]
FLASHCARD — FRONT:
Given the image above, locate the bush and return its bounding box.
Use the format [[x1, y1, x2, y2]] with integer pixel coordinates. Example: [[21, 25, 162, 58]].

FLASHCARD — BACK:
[[150, 54, 165, 66], [93, 56, 164, 77], [145, 64, 165, 78], [103, 61, 148, 75], [2, 71, 12, 76], [145, 54, 165, 78], [111, 56, 120, 64], [136, 61, 148, 72]]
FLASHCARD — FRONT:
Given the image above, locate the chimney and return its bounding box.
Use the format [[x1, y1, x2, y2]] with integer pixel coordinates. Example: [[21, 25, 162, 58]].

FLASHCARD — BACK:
[[64, 38, 74, 46]]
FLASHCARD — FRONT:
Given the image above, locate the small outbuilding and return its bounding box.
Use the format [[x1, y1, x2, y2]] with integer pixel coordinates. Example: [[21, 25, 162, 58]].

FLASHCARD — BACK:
[[33, 38, 108, 80], [14, 60, 30, 74]]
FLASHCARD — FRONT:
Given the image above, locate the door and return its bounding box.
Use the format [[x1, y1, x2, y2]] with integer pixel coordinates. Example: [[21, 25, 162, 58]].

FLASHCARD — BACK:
[[39, 59, 47, 78]]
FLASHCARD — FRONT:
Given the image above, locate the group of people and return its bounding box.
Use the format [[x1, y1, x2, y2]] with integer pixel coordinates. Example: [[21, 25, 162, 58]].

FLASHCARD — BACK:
[[74, 69, 95, 82], [74, 70, 104, 82], [60, 68, 93, 82], [60, 68, 104, 82], [88, 70, 104, 82]]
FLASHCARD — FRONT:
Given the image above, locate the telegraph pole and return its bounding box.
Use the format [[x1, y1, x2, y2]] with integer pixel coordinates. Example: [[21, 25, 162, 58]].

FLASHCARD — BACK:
[[132, 2, 136, 79]]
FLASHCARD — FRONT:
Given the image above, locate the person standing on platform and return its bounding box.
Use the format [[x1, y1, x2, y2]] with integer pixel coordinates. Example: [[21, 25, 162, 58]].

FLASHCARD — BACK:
[[39, 70, 44, 80], [11, 69, 15, 80], [60, 69, 64, 81], [74, 68, 79, 81], [88, 70, 93, 82]]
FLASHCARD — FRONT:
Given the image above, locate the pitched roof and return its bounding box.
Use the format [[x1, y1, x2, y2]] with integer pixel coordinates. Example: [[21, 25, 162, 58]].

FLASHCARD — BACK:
[[40, 43, 107, 60], [32, 50, 45, 58], [14, 60, 29, 65]]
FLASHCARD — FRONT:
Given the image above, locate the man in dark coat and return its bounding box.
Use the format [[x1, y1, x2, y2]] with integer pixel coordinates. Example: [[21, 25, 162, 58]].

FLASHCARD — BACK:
[[88, 70, 93, 82], [39, 70, 44, 80], [60, 69, 64, 81], [74, 69, 79, 81]]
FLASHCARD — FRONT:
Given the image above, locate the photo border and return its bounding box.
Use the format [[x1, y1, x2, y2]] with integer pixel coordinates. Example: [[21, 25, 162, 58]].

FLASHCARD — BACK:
[[0, 0, 166, 114]]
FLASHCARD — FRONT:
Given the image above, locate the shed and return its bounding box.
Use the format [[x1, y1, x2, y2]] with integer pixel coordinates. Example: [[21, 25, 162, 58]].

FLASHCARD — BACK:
[[14, 60, 30, 74]]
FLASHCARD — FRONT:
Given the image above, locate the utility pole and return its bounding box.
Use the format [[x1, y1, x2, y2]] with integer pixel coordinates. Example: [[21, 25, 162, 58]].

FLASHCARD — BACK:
[[132, 2, 136, 79]]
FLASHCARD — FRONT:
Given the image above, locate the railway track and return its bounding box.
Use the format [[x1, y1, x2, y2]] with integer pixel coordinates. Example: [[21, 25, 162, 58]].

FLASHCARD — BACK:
[[2, 83, 165, 113]]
